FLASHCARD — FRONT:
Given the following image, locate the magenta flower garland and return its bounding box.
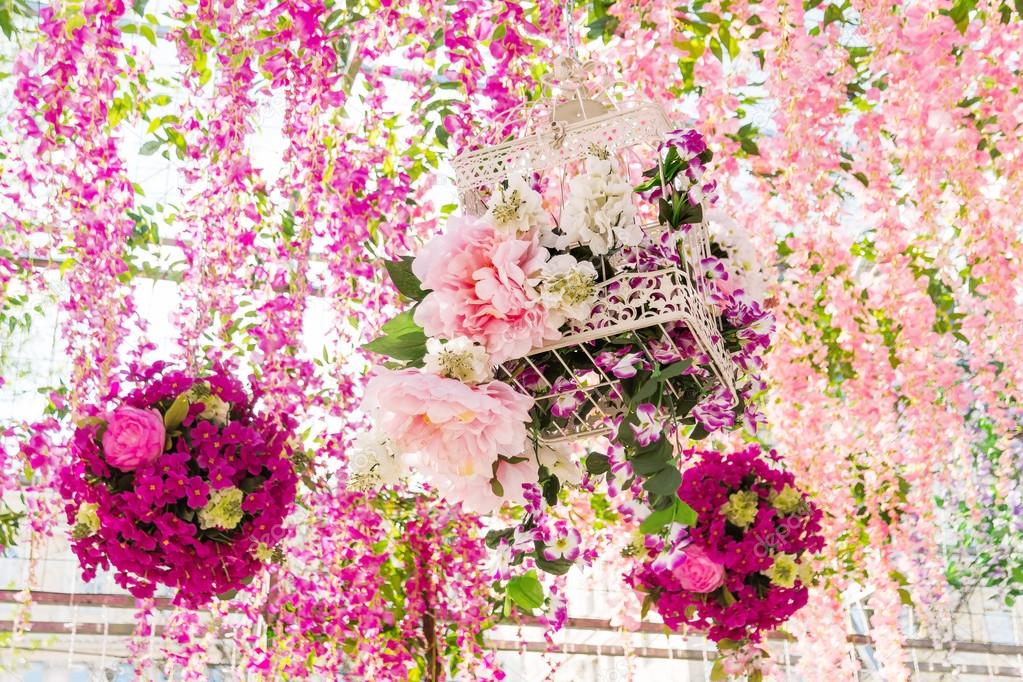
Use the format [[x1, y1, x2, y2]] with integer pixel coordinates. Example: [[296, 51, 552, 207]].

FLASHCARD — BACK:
[[59, 362, 298, 607]]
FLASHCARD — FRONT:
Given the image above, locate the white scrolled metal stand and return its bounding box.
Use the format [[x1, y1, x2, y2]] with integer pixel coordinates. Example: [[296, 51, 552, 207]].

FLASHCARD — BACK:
[[451, 57, 739, 442]]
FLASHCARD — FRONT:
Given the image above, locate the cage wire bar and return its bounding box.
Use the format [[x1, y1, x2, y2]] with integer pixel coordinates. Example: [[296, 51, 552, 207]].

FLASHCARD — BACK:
[[451, 56, 738, 443]]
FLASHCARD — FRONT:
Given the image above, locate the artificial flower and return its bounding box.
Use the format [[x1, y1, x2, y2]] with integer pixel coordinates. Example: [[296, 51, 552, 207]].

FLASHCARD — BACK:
[[63, 366, 297, 607], [347, 428, 408, 491], [549, 377, 584, 418], [691, 386, 736, 432], [485, 175, 549, 235], [436, 456, 538, 514], [770, 485, 804, 515], [661, 128, 707, 159], [555, 152, 641, 255], [609, 352, 645, 379], [539, 254, 598, 327], [198, 486, 245, 530], [534, 441, 583, 485], [669, 544, 724, 593], [72, 502, 100, 539], [797, 559, 816, 586], [542, 525, 582, 562], [413, 215, 559, 363], [186, 381, 231, 425], [423, 336, 491, 384], [722, 489, 760, 528], [102, 406, 165, 471], [364, 367, 532, 494], [630, 403, 662, 447], [765, 553, 798, 588]]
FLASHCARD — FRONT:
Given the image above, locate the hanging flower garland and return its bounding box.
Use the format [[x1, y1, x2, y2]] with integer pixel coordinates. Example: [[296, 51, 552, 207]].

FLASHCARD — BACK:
[[59, 362, 297, 607]]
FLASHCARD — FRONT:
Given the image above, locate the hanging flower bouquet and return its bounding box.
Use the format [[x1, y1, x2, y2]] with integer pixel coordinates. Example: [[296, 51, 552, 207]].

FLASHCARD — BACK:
[[59, 362, 298, 606], [627, 445, 824, 646]]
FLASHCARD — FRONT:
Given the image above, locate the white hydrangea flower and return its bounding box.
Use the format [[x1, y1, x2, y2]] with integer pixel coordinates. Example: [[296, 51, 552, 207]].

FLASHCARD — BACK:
[[423, 336, 492, 384], [347, 429, 408, 492], [539, 254, 598, 327], [486, 175, 549, 236], [557, 153, 639, 255], [535, 441, 583, 486], [198, 487, 245, 530], [186, 382, 231, 425], [199, 395, 230, 425], [253, 542, 274, 562], [73, 502, 101, 538]]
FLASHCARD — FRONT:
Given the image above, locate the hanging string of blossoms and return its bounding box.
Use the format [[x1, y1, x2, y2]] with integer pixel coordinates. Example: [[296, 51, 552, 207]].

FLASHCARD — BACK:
[[591, 2, 1023, 677]]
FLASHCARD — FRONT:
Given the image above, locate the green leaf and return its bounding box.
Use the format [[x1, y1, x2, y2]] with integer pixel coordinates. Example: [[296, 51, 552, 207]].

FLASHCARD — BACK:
[[631, 448, 669, 476], [435, 125, 450, 148], [897, 588, 914, 607], [823, 4, 844, 26], [506, 572, 544, 611], [629, 376, 659, 405], [139, 140, 162, 156], [708, 36, 724, 62], [709, 660, 727, 682], [485, 528, 514, 550], [640, 500, 697, 534], [643, 466, 681, 496], [163, 393, 190, 430], [533, 553, 574, 575], [381, 310, 422, 337], [139, 23, 157, 46], [674, 501, 697, 526], [640, 592, 654, 619], [383, 257, 426, 301], [689, 423, 710, 440], [639, 506, 674, 534], [362, 330, 428, 362], [0, 10, 13, 39], [658, 359, 692, 382], [584, 452, 610, 475]]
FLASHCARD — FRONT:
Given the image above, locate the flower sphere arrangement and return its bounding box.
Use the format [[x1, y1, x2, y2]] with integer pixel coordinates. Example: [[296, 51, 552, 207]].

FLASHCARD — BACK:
[[628, 444, 824, 658], [59, 362, 298, 607]]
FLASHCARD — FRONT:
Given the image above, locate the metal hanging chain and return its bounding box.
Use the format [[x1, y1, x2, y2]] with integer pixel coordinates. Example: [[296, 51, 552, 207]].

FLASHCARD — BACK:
[[562, 0, 579, 63]]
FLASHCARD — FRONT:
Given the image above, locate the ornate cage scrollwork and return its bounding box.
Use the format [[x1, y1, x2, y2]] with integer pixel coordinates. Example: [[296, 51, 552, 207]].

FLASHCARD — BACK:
[[451, 58, 739, 443]]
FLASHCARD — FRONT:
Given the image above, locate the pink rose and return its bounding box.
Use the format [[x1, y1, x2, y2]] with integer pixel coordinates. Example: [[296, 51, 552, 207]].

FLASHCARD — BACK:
[[102, 407, 166, 471], [671, 545, 725, 593], [363, 367, 533, 507], [412, 215, 560, 363]]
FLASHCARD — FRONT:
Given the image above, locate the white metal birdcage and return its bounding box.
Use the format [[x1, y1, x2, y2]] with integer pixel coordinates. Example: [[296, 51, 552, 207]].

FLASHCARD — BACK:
[[451, 57, 739, 443]]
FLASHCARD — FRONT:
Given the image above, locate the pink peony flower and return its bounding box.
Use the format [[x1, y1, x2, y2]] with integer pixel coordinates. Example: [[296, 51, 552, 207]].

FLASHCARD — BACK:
[[364, 367, 534, 502], [671, 544, 725, 593], [437, 457, 538, 514], [102, 407, 166, 471], [412, 215, 560, 363], [494, 456, 538, 504]]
